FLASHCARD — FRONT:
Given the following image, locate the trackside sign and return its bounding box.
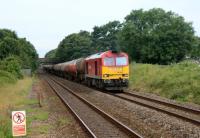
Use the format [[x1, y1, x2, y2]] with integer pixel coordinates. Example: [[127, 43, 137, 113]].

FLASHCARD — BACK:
[[12, 111, 26, 137]]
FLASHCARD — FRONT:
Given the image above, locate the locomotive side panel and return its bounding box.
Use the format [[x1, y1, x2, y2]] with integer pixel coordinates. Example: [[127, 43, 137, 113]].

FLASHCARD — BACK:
[[86, 58, 102, 79]]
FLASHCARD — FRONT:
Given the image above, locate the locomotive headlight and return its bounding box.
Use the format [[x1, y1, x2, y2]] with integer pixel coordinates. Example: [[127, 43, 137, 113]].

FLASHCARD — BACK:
[[103, 74, 109, 77], [122, 74, 128, 77]]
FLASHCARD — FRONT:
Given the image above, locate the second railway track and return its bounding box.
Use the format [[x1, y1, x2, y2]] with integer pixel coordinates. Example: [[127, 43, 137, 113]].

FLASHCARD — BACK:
[[110, 92, 200, 126], [45, 75, 142, 138]]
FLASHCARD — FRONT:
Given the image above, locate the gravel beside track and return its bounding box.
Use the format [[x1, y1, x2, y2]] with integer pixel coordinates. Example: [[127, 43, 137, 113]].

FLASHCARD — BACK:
[[126, 88, 200, 110], [123, 92, 200, 115], [53, 75, 200, 138], [113, 92, 200, 125], [45, 76, 142, 138]]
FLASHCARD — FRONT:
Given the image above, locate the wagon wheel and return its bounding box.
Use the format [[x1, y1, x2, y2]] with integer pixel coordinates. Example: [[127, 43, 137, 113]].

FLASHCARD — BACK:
[[87, 79, 91, 86]]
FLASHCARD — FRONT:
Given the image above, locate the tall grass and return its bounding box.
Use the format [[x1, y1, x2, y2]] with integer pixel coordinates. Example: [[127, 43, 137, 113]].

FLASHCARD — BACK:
[[0, 70, 16, 87], [0, 77, 33, 138], [130, 61, 200, 104]]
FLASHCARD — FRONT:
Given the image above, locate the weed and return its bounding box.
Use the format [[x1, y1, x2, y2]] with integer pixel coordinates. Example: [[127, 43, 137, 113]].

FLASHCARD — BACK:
[[33, 111, 49, 121], [56, 117, 70, 127], [130, 61, 200, 104], [0, 77, 33, 137], [37, 125, 51, 134]]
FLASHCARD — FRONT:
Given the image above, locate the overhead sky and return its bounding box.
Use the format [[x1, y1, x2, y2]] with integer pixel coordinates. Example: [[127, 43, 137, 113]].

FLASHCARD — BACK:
[[0, 0, 199, 57]]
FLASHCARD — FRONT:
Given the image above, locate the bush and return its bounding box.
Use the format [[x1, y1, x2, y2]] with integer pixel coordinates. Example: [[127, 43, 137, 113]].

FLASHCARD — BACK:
[[0, 116, 12, 138], [0, 70, 16, 86], [0, 29, 38, 71], [130, 61, 200, 104], [0, 56, 23, 79]]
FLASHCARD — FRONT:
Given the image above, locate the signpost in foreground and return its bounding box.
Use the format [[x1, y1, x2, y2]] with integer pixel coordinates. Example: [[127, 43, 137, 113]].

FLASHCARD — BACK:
[[12, 111, 26, 137]]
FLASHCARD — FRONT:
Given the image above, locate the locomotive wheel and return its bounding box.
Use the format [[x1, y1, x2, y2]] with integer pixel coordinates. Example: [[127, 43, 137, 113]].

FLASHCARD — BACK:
[[99, 80, 104, 89]]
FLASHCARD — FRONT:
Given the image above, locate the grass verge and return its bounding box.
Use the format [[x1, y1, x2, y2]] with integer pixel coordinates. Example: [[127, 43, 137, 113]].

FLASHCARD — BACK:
[[0, 77, 33, 137], [0, 70, 16, 87], [129, 61, 200, 105]]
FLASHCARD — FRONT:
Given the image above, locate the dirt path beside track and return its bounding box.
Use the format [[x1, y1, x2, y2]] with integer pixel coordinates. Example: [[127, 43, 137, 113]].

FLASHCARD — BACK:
[[28, 76, 88, 138]]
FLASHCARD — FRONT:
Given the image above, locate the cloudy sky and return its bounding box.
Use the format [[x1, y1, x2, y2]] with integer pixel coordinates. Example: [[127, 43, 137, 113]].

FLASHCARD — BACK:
[[0, 0, 199, 57]]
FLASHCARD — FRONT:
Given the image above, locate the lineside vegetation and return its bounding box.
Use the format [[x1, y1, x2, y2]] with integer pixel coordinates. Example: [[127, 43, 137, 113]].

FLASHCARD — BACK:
[[0, 29, 38, 85], [0, 77, 34, 137], [0, 29, 38, 137], [130, 61, 200, 105]]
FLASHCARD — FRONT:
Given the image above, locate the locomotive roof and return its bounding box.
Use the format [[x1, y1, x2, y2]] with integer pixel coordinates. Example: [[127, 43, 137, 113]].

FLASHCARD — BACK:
[[85, 52, 104, 60], [85, 50, 127, 60]]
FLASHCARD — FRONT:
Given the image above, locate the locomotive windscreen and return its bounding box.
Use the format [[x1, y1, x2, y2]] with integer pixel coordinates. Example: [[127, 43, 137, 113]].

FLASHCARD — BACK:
[[116, 57, 127, 66], [104, 57, 115, 66]]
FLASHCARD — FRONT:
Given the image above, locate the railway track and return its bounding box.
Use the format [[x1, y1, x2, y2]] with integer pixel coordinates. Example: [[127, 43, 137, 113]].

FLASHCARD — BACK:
[[123, 91, 200, 115], [111, 92, 200, 126], [48, 74, 200, 126], [45, 76, 142, 138]]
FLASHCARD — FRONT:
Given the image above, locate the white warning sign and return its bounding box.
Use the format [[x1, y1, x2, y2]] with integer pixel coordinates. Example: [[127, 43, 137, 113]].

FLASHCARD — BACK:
[[12, 111, 26, 137]]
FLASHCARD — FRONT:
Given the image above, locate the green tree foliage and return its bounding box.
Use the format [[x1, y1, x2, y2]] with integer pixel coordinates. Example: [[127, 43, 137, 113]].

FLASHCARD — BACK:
[[45, 49, 57, 58], [0, 70, 17, 85], [119, 8, 195, 64], [191, 37, 200, 60], [0, 37, 20, 59], [55, 31, 92, 62], [0, 29, 17, 39], [18, 38, 38, 70], [0, 29, 38, 71], [91, 21, 121, 52], [0, 56, 22, 79]]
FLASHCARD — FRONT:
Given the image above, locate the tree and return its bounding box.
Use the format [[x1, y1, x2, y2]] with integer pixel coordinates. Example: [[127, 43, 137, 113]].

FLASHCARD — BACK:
[[191, 37, 200, 60], [0, 29, 38, 71], [0, 56, 23, 79], [119, 8, 195, 64], [55, 31, 92, 62], [0, 37, 20, 59], [0, 29, 17, 40], [18, 38, 38, 70], [45, 49, 57, 58], [91, 21, 122, 52]]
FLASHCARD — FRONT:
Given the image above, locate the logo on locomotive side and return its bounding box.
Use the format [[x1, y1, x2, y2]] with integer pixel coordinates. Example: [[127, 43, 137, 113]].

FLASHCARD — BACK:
[[108, 67, 123, 73]]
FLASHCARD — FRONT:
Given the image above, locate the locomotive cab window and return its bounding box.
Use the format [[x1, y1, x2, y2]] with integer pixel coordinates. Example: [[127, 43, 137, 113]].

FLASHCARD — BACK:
[[116, 57, 127, 66], [104, 57, 115, 66]]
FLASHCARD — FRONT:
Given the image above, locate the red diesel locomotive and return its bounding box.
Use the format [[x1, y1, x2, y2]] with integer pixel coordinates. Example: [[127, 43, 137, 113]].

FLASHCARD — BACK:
[[43, 50, 129, 90]]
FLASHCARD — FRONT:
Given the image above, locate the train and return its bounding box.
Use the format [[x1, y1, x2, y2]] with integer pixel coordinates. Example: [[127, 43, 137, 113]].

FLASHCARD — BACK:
[[43, 50, 129, 90]]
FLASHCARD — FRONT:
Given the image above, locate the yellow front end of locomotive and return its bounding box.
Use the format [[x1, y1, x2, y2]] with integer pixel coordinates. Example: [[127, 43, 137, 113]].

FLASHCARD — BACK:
[[102, 66, 129, 80]]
